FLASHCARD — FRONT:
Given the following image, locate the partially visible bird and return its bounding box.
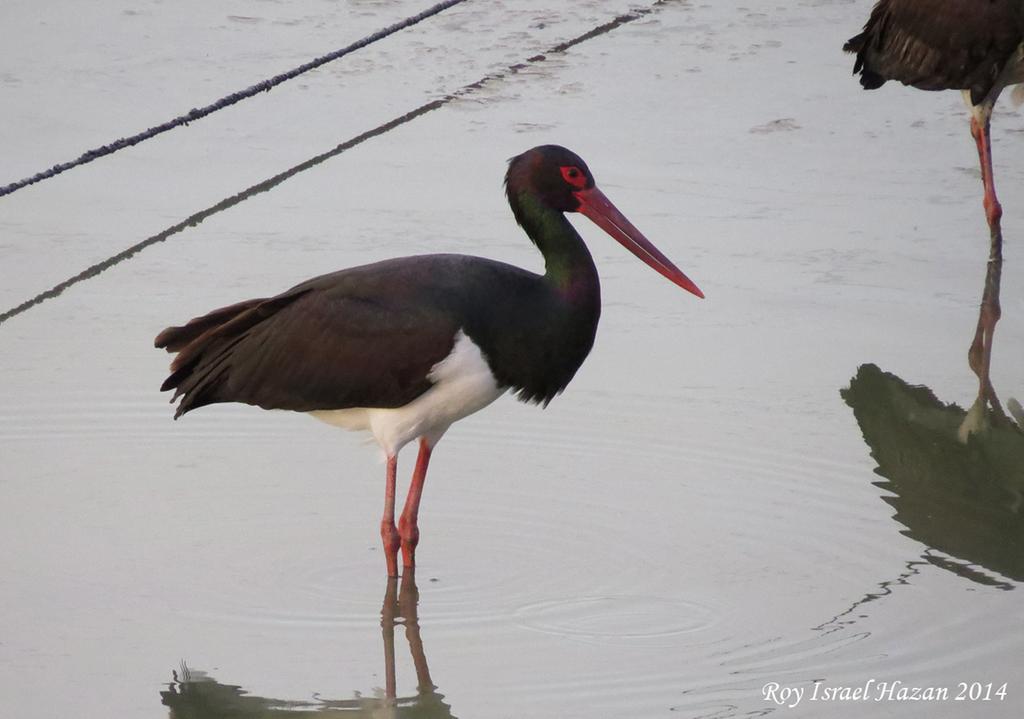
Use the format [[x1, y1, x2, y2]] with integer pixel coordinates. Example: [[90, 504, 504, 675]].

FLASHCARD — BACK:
[[844, 0, 1024, 420], [155, 145, 703, 576]]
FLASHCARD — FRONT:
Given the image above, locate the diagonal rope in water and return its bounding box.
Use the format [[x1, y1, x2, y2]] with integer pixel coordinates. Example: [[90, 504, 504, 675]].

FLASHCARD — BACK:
[[0, 0, 467, 199], [0, 1, 670, 327]]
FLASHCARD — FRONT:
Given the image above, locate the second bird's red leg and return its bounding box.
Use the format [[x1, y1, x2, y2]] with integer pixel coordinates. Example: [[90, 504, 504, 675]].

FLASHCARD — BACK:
[[971, 114, 1003, 230], [398, 438, 433, 569]]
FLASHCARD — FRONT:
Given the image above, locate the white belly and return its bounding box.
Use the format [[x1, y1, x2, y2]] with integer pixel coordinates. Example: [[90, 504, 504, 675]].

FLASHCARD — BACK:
[[309, 330, 505, 456]]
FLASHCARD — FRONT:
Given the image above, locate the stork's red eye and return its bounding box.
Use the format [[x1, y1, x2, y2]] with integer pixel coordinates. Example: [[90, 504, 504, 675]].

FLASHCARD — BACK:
[[560, 165, 587, 189]]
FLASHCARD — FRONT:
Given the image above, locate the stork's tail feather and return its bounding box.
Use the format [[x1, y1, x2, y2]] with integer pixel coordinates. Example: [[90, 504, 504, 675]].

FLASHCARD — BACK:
[[842, 32, 865, 56], [154, 293, 305, 418], [843, 31, 887, 90], [155, 299, 264, 353]]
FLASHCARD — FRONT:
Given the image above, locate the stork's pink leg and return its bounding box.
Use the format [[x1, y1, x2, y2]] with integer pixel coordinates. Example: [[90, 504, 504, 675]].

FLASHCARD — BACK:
[[380, 455, 401, 577], [970, 114, 1003, 230], [398, 439, 433, 569]]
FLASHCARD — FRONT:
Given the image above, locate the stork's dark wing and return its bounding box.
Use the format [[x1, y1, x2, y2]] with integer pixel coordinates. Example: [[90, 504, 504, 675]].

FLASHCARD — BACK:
[[155, 266, 459, 418], [844, 0, 1024, 104]]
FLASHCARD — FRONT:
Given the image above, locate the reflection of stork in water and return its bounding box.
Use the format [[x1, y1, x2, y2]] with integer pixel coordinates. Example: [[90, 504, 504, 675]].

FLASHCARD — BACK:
[[160, 571, 453, 718], [842, 363, 1024, 585], [844, 0, 1024, 426], [809, 363, 1024, 636]]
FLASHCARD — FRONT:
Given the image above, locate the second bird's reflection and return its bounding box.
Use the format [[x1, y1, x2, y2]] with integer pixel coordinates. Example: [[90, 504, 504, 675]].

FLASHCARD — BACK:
[[842, 363, 1024, 585], [160, 570, 454, 718]]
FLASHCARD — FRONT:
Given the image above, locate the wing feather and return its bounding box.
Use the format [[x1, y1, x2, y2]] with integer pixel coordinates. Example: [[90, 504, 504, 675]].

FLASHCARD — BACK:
[[845, 0, 1024, 103], [156, 265, 460, 418]]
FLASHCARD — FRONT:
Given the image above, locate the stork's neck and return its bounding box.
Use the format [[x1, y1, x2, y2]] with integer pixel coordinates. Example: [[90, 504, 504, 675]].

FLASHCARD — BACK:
[[511, 191, 599, 292]]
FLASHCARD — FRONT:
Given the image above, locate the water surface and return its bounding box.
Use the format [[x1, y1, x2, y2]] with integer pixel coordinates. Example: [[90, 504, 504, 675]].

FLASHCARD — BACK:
[[2, 1, 1023, 717]]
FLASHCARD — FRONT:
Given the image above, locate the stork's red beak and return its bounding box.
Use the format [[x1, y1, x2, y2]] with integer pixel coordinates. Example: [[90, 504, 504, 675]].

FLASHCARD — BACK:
[[574, 186, 704, 299]]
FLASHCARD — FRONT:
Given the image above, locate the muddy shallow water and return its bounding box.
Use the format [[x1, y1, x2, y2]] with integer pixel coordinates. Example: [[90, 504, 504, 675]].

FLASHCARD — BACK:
[[2, 1, 1023, 717]]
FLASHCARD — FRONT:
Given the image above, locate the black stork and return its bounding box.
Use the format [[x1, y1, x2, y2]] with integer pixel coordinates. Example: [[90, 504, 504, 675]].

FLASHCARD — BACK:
[[155, 145, 703, 577], [844, 0, 1024, 421]]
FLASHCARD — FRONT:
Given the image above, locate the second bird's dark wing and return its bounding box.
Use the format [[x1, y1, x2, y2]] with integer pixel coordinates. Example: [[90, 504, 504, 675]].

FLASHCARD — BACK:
[[844, 0, 1024, 104]]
